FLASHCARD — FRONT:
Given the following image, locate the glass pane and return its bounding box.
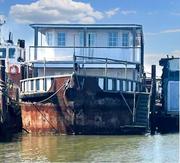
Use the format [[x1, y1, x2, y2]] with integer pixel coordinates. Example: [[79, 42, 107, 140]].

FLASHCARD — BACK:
[[0, 48, 6, 58], [109, 32, 118, 47], [57, 32, 65, 46], [9, 48, 15, 58], [122, 33, 129, 46]]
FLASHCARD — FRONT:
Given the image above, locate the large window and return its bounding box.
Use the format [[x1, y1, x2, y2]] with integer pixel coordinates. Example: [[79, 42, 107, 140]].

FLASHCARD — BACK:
[[57, 32, 65, 46], [87, 33, 96, 47], [108, 32, 118, 47], [46, 32, 53, 46], [79, 32, 84, 46], [122, 32, 129, 47]]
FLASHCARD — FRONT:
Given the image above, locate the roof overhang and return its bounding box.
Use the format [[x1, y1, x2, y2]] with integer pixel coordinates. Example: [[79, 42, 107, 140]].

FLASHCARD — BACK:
[[30, 24, 142, 30]]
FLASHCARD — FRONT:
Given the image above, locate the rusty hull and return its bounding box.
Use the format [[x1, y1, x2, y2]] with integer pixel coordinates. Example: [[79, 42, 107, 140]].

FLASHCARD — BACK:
[[20, 74, 144, 134]]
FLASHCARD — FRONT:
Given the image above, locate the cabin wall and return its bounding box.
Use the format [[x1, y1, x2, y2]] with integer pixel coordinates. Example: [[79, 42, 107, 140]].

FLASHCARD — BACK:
[[39, 29, 135, 47], [31, 28, 141, 63], [160, 58, 180, 114]]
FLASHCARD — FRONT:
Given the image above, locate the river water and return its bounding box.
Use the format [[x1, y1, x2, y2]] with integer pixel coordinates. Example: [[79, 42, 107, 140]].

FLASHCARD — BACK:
[[0, 133, 179, 163]]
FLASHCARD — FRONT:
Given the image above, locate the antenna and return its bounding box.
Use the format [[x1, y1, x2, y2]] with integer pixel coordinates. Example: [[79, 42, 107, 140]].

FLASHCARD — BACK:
[[0, 15, 6, 44]]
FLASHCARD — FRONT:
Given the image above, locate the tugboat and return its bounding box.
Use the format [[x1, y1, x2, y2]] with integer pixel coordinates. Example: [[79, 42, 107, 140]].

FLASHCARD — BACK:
[[20, 24, 151, 135], [157, 57, 179, 133], [0, 16, 25, 138]]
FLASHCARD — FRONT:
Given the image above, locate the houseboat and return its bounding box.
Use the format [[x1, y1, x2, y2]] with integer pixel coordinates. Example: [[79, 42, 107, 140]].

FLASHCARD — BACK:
[[20, 24, 150, 134]]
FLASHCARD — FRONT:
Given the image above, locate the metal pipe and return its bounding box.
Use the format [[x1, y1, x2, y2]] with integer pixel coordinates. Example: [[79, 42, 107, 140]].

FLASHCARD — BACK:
[[105, 58, 107, 77], [125, 63, 127, 79], [43, 58, 46, 91]]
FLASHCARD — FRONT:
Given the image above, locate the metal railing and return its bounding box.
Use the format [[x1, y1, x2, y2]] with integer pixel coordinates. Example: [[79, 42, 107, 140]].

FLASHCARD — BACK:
[[29, 46, 141, 64], [21, 76, 53, 94]]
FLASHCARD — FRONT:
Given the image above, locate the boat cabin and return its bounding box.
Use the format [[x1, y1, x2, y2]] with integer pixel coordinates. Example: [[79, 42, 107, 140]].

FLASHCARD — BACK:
[[159, 57, 180, 115], [28, 24, 144, 81]]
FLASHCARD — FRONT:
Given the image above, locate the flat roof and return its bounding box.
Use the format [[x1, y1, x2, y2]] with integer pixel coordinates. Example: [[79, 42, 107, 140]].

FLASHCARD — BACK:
[[30, 24, 142, 29]]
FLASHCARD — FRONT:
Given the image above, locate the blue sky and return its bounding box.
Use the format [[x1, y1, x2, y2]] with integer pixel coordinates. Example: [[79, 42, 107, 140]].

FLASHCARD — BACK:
[[0, 0, 180, 74]]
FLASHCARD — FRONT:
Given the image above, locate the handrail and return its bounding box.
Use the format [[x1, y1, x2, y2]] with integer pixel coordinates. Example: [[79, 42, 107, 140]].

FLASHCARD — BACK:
[[20, 74, 72, 82], [29, 45, 141, 49], [75, 55, 140, 65]]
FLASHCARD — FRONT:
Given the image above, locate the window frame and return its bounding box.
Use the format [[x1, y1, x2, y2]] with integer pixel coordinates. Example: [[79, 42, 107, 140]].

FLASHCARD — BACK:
[[122, 32, 129, 47], [57, 32, 66, 47], [108, 32, 118, 47]]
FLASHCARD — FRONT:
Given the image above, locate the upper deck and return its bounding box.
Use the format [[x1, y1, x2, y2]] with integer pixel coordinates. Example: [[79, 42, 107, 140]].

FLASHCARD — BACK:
[[29, 24, 144, 66]]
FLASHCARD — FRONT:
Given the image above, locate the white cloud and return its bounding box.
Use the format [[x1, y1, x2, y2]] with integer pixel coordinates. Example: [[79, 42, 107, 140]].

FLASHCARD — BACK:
[[161, 28, 180, 33], [10, 0, 119, 24], [145, 28, 180, 36], [105, 8, 119, 18], [121, 10, 136, 15], [106, 8, 136, 18], [144, 50, 180, 76]]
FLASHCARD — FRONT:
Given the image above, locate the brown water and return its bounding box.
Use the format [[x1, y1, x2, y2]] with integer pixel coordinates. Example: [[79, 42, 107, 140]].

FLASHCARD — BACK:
[[0, 133, 179, 163]]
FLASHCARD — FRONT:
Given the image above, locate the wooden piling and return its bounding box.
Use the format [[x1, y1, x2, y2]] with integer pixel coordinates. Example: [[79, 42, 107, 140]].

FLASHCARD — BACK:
[[150, 65, 157, 134], [0, 60, 6, 123]]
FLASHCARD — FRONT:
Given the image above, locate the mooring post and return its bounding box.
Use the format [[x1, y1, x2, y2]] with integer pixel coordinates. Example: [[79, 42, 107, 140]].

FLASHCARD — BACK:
[[0, 60, 6, 123], [132, 92, 136, 123], [151, 65, 156, 112], [150, 65, 156, 134]]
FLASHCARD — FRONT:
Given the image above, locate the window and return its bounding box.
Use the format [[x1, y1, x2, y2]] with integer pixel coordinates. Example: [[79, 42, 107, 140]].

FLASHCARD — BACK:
[[87, 33, 96, 47], [57, 32, 65, 46], [122, 32, 129, 47], [98, 78, 104, 90], [0, 48, 6, 58], [123, 80, 126, 91], [133, 82, 136, 91], [128, 81, 132, 92], [136, 33, 141, 46], [46, 32, 53, 46], [9, 48, 15, 58], [79, 32, 84, 46], [108, 32, 118, 47], [108, 79, 113, 90], [36, 79, 40, 91], [117, 80, 120, 91], [30, 80, 34, 91]]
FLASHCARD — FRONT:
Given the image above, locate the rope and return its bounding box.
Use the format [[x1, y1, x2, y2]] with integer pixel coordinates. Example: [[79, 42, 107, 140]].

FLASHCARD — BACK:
[[29, 102, 59, 133], [120, 91, 133, 115], [37, 82, 66, 103], [0, 82, 66, 133]]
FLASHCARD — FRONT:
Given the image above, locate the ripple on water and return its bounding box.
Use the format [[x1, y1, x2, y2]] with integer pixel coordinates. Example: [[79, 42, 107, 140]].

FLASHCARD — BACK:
[[0, 133, 179, 163]]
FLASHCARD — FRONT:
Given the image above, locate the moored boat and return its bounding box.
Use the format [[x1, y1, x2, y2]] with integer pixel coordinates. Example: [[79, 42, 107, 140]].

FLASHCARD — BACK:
[[20, 24, 151, 134]]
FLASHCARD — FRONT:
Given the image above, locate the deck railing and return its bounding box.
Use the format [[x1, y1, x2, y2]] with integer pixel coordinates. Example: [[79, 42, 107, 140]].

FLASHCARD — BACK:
[[29, 46, 141, 64], [20, 76, 53, 94], [20, 74, 141, 95]]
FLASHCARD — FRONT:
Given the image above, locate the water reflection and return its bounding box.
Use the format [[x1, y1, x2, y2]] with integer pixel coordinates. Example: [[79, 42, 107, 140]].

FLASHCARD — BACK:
[[0, 133, 179, 162]]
